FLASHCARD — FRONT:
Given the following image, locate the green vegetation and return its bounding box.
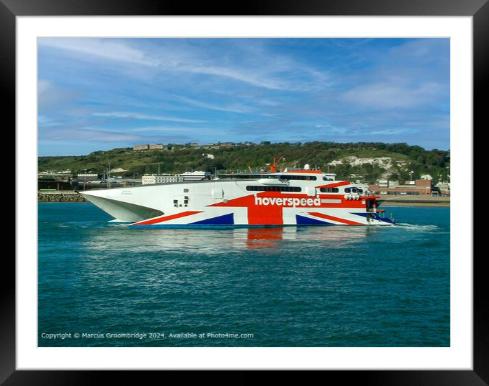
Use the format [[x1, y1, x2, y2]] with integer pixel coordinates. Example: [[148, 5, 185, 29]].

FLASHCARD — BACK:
[[38, 142, 450, 184]]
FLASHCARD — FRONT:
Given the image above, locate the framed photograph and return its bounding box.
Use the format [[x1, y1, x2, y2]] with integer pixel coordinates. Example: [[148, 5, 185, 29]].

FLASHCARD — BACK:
[[5, 0, 486, 383]]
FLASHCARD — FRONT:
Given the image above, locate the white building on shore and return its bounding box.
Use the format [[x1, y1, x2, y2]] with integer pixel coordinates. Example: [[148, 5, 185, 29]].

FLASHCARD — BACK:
[[142, 171, 211, 185]]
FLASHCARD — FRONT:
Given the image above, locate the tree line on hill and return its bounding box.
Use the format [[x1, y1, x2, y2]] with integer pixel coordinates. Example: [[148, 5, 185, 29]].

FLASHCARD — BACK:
[[38, 142, 450, 184]]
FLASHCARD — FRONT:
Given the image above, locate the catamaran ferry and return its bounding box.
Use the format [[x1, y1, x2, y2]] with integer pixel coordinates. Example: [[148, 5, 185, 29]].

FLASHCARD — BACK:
[[81, 164, 394, 227]]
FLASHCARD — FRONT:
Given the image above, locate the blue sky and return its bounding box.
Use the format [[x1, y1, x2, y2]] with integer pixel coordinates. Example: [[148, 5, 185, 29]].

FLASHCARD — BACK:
[[38, 38, 450, 156]]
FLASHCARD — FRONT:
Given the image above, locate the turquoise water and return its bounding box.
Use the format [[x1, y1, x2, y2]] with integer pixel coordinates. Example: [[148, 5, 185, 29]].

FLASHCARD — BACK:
[[38, 203, 450, 347]]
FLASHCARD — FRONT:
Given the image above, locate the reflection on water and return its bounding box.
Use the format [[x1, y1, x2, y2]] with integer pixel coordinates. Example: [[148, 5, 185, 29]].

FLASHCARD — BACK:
[[83, 225, 374, 254]]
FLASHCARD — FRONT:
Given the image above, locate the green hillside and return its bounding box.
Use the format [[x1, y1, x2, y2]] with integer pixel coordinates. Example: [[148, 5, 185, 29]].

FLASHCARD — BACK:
[[38, 142, 450, 184]]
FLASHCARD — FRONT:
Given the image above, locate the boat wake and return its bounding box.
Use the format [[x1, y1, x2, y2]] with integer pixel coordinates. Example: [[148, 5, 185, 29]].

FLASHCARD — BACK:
[[395, 223, 440, 231]]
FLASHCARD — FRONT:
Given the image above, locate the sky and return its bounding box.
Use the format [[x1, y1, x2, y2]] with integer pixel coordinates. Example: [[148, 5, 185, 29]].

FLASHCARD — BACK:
[[38, 38, 450, 156]]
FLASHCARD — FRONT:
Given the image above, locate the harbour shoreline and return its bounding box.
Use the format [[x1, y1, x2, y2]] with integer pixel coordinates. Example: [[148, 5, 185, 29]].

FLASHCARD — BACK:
[[378, 194, 450, 207]]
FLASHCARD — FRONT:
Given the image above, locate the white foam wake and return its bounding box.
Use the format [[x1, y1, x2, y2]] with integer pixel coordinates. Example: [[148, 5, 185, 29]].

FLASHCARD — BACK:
[[395, 223, 440, 231]]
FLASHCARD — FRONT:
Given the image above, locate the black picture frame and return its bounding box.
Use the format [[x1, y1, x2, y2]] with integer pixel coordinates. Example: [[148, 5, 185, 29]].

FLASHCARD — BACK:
[[4, 0, 486, 384]]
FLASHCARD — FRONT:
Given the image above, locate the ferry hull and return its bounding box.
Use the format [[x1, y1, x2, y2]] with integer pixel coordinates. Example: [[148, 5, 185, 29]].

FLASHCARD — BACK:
[[81, 182, 394, 227], [82, 194, 163, 223]]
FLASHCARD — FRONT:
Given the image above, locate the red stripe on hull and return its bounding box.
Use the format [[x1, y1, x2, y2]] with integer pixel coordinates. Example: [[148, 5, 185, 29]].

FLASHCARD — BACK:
[[317, 194, 366, 208], [133, 211, 202, 225], [316, 181, 351, 189], [308, 212, 365, 226], [285, 170, 323, 174]]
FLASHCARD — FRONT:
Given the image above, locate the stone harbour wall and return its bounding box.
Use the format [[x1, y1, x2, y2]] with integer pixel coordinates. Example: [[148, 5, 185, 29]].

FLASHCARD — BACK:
[[38, 192, 88, 202]]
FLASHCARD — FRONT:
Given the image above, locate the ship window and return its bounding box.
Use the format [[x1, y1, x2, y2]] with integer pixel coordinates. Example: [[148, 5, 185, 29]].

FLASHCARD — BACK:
[[320, 187, 339, 193], [184, 189, 189, 193], [322, 176, 334, 181], [173, 199, 178, 207], [246, 186, 302, 192], [279, 175, 317, 181]]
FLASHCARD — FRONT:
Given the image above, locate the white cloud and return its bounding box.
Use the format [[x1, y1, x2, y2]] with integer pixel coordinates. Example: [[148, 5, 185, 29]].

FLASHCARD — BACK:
[[42, 127, 190, 143], [174, 95, 253, 114], [39, 38, 158, 67], [38, 115, 59, 127], [129, 126, 223, 135], [340, 82, 444, 109], [38, 79, 79, 110], [93, 112, 205, 123], [39, 38, 328, 91]]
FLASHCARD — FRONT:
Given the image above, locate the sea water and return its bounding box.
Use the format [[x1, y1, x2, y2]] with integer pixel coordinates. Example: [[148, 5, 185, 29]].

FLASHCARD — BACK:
[[38, 203, 450, 347]]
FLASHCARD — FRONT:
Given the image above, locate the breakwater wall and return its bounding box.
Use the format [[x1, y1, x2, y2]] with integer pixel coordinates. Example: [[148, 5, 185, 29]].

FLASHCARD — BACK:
[[38, 191, 87, 202]]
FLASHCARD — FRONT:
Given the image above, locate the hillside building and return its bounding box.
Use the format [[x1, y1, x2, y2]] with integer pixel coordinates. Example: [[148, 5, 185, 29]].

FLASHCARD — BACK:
[[133, 144, 149, 151], [142, 174, 184, 185], [76, 173, 99, 181], [369, 179, 433, 195]]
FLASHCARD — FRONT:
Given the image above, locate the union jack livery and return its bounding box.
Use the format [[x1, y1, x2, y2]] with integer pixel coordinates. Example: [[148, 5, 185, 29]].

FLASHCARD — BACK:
[[81, 166, 395, 227]]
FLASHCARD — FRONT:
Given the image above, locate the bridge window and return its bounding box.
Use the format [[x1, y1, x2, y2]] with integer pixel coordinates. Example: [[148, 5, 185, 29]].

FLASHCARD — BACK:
[[279, 175, 317, 181], [344, 187, 363, 193], [320, 187, 339, 193]]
